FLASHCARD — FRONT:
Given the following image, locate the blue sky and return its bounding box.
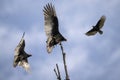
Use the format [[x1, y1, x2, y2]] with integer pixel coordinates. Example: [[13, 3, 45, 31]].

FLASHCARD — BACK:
[[0, 0, 120, 80]]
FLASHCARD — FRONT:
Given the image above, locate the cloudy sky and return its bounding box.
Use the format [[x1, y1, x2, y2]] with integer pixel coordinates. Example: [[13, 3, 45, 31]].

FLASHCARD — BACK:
[[0, 0, 120, 80]]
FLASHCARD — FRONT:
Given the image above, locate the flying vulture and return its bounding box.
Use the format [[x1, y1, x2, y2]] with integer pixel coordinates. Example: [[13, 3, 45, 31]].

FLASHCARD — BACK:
[[85, 15, 106, 36], [43, 3, 67, 53], [13, 32, 32, 72]]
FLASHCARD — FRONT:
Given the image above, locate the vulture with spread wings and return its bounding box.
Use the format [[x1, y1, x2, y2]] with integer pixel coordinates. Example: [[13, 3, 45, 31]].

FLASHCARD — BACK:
[[43, 3, 67, 53], [13, 32, 32, 72], [85, 15, 106, 36]]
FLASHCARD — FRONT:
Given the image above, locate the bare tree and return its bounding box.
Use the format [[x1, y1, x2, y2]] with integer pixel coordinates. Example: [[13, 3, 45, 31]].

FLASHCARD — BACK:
[[54, 43, 70, 80], [54, 64, 61, 80]]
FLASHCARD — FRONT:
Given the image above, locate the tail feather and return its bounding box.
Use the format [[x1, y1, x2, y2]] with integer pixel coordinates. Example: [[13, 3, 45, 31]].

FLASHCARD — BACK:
[[22, 61, 31, 73], [18, 60, 31, 73], [98, 30, 103, 34]]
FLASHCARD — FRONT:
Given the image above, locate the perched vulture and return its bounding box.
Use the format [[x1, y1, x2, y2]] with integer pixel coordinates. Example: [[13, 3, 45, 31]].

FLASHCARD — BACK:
[[43, 3, 67, 53], [85, 15, 106, 36], [13, 32, 32, 72]]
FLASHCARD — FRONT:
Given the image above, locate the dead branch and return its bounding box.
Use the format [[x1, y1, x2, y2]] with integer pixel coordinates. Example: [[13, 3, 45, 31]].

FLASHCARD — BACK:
[[59, 43, 70, 80], [54, 68, 58, 78], [54, 64, 61, 80]]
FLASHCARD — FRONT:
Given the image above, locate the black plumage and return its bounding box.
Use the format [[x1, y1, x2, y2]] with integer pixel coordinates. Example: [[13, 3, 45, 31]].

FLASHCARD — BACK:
[[43, 3, 66, 53], [86, 15, 106, 36], [13, 32, 32, 72]]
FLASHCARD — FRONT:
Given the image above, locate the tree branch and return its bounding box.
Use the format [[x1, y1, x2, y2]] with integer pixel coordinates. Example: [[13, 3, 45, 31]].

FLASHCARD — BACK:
[[54, 68, 58, 78], [59, 43, 70, 80], [54, 64, 61, 80]]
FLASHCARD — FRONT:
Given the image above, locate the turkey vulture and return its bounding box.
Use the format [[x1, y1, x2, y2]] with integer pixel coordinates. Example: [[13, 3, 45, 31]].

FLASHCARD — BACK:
[[85, 15, 106, 36], [43, 3, 67, 53], [13, 32, 32, 72]]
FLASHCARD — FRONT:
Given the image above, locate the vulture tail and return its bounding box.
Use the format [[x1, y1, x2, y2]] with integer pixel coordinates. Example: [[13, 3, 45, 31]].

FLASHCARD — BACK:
[[98, 30, 103, 34]]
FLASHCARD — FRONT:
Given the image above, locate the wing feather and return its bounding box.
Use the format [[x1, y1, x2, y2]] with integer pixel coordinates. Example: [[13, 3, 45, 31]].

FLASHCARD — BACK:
[[13, 32, 26, 67], [95, 15, 106, 29], [43, 3, 66, 53], [85, 28, 97, 36], [85, 15, 106, 36], [43, 3, 58, 37]]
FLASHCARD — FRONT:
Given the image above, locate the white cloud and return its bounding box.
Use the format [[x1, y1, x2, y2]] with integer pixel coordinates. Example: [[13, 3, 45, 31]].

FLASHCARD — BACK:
[[107, 48, 120, 65], [67, 47, 88, 71], [0, 25, 20, 54], [0, 0, 120, 80]]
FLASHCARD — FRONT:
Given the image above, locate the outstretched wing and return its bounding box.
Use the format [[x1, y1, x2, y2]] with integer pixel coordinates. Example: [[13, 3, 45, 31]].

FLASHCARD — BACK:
[[43, 3, 67, 53], [85, 28, 98, 36], [85, 15, 106, 36], [14, 32, 25, 55], [13, 32, 25, 67], [95, 15, 106, 29], [43, 3, 59, 37]]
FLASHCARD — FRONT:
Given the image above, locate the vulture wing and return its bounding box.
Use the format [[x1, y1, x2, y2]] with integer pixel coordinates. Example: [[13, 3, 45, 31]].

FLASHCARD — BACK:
[[85, 28, 98, 36], [95, 15, 106, 29], [43, 3, 58, 37], [13, 33, 25, 67], [85, 15, 106, 36], [43, 3, 66, 53]]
